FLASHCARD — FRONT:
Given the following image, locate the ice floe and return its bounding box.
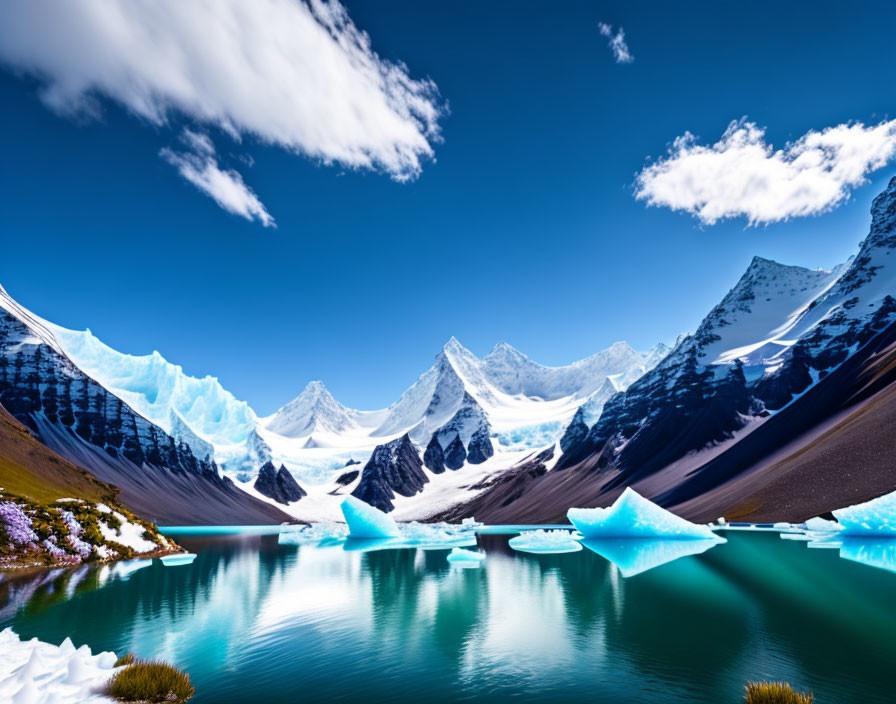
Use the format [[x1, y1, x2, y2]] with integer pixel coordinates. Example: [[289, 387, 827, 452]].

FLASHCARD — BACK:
[[508, 530, 583, 554], [446, 548, 486, 566], [567, 488, 722, 540], [160, 553, 197, 566], [0, 628, 121, 703]]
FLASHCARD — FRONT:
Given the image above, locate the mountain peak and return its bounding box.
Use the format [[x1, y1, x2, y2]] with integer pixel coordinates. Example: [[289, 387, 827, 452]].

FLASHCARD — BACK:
[[484, 340, 528, 361]]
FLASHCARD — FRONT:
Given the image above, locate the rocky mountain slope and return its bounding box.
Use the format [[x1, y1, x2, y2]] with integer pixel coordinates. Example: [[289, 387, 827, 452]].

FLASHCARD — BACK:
[[436, 176, 896, 523]]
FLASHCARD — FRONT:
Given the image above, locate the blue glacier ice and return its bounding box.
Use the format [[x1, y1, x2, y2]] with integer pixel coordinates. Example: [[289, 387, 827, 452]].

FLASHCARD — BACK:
[[52, 327, 261, 473], [341, 497, 400, 538], [833, 489, 896, 536], [508, 530, 583, 554], [567, 488, 722, 540], [581, 538, 723, 577]]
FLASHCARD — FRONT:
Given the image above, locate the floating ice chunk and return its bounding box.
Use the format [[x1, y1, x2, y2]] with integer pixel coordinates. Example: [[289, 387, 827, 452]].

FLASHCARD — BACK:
[[159, 553, 197, 566], [839, 538, 896, 574], [341, 497, 400, 539], [398, 522, 477, 550], [567, 488, 722, 540], [508, 530, 583, 554], [804, 516, 840, 533], [833, 490, 896, 537], [581, 537, 722, 577], [447, 548, 486, 565]]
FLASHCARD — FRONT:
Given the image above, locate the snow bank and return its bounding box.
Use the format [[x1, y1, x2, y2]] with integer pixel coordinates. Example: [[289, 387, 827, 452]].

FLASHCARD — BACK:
[[99, 511, 157, 553], [0, 628, 120, 703], [340, 497, 400, 538], [508, 530, 583, 554], [567, 488, 722, 540]]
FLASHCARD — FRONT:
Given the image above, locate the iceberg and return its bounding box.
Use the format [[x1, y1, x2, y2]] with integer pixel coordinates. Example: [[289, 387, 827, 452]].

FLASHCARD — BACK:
[[341, 497, 400, 538], [833, 489, 896, 536], [446, 547, 486, 566], [567, 488, 722, 540], [581, 537, 723, 577], [508, 530, 583, 554]]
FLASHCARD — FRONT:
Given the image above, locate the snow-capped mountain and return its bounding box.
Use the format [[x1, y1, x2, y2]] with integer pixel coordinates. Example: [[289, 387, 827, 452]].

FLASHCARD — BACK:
[[36, 300, 662, 491], [442, 176, 896, 524], [264, 380, 364, 438]]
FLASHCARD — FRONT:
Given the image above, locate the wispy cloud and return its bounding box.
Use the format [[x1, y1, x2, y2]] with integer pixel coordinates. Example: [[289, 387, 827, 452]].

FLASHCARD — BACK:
[[161, 130, 274, 227], [0, 0, 446, 216], [598, 23, 634, 64], [635, 119, 896, 225]]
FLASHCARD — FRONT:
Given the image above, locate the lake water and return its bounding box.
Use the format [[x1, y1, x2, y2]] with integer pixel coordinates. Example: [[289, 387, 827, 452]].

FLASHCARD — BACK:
[[1, 530, 894, 703]]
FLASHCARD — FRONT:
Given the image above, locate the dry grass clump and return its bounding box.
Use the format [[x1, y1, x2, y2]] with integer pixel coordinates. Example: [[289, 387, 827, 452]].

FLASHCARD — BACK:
[[746, 681, 814, 704], [107, 660, 194, 702], [114, 652, 135, 667]]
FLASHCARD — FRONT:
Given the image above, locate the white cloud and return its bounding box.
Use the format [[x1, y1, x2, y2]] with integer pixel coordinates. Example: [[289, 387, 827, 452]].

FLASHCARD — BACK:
[[161, 131, 275, 227], [634, 119, 896, 225], [0, 0, 444, 182], [598, 23, 633, 64]]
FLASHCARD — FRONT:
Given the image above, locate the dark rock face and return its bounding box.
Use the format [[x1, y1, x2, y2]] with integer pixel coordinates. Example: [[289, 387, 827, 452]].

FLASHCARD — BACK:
[[466, 427, 494, 464], [423, 434, 445, 473], [343, 458, 360, 467], [335, 469, 360, 486], [559, 407, 588, 454], [444, 434, 466, 470], [0, 305, 292, 525], [254, 461, 306, 504], [352, 434, 428, 512]]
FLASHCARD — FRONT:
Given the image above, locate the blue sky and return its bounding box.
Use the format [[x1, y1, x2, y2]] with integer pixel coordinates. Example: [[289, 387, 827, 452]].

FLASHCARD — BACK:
[[1, 0, 895, 413]]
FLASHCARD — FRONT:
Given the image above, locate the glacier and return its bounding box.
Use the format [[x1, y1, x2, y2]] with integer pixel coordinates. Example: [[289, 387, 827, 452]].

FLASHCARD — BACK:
[[567, 488, 723, 540], [0, 628, 124, 703], [508, 529, 583, 554], [52, 326, 261, 473]]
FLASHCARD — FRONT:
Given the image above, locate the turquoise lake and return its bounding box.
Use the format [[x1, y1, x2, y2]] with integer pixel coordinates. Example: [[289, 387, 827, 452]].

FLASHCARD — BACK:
[[1, 530, 894, 703]]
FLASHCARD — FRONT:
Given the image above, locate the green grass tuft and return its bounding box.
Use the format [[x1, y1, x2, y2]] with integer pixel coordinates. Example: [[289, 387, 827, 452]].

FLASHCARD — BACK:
[[107, 660, 195, 703], [746, 681, 814, 704]]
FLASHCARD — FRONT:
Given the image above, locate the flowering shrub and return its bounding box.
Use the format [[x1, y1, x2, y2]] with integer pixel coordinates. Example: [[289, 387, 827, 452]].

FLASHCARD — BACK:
[[0, 501, 38, 545], [61, 510, 93, 558]]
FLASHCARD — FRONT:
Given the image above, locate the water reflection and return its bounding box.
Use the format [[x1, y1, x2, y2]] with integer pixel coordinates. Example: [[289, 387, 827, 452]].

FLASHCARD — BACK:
[[838, 537, 896, 574], [580, 538, 723, 577], [0, 532, 894, 704]]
